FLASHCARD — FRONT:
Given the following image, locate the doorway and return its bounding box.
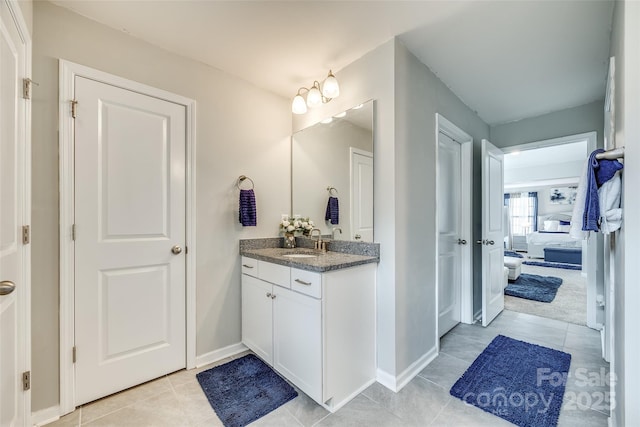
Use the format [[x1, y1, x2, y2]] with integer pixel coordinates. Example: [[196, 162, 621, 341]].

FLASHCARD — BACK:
[[501, 132, 600, 330], [435, 114, 473, 337], [59, 61, 197, 414]]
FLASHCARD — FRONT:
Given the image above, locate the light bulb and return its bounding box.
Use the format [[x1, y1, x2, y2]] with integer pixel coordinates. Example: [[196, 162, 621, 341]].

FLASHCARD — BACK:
[[292, 94, 307, 114], [322, 71, 340, 99], [334, 111, 347, 118], [307, 86, 322, 108], [321, 117, 333, 124]]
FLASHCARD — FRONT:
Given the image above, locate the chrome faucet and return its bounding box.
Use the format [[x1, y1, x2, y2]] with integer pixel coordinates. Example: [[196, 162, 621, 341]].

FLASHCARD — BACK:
[[310, 228, 325, 251], [332, 227, 343, 240]]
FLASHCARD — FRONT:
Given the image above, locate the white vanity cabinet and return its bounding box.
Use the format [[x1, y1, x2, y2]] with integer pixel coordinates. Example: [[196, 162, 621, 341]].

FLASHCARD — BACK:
[[240, 255, 376, 412]]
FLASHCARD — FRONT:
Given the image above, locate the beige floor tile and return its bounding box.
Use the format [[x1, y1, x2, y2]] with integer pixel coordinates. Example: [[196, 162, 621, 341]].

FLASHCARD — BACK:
[[84, 390, 187, 427], [80, 377, 172, 424]]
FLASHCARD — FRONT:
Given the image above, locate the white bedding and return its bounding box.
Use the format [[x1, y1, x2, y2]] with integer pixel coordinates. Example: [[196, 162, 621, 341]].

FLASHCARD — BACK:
[[526, 231, 580, 246], [526, 231, 581, 258]]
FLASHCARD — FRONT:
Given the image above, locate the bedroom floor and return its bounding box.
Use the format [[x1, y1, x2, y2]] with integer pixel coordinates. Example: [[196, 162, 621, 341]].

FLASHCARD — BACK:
[[505, 258, 587, 325], [47, 310, 609, 427]]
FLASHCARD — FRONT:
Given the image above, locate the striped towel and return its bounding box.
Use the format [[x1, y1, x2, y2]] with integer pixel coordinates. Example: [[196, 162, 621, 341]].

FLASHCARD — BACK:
[[239, 189, 257, 226], [325, 196, 339, 225]]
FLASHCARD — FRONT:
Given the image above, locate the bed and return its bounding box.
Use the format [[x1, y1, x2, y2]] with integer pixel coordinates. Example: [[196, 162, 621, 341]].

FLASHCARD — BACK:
[[525, 213, 582, 258]]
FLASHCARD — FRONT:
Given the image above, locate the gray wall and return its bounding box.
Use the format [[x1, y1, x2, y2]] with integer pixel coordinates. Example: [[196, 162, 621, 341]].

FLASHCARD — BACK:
[[490, 100, 604, 149], [32, 2, 291, 411], [393, 42, 489, 375]]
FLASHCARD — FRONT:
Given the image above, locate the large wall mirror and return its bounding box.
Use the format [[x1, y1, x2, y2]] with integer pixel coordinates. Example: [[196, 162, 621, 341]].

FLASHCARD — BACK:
[[292, 100, 374, 241]]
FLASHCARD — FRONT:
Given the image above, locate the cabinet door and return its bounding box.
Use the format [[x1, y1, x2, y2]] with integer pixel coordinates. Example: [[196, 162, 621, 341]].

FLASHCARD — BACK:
[[273, 287, 322, 402], [241, 275, 273, 364]]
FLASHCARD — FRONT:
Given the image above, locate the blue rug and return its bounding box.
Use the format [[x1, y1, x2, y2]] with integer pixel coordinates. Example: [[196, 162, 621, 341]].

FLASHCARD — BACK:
[[506, 273, 563, 303], [505, 250, 524, 258], [523, 260, 582, 270], [450, 335, 571, 427], [196, 354, 297, 427]]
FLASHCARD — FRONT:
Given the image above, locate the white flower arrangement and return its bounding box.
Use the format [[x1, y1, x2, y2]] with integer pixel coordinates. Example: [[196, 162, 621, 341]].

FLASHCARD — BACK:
[[280, 216, 315, 235]]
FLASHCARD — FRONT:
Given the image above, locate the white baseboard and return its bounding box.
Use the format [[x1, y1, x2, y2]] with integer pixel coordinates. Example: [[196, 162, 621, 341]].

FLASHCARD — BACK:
[[376, 346, 438, 392], [323, 378, 376, 413], [395, 347, 438, 391], [195, 342, 248, 368], [32, 405, 60, 426], [376, 368, 398, 392]]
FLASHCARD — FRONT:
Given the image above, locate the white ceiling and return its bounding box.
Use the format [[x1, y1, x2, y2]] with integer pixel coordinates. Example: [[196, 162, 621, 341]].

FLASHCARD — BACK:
[[504, 141, 587, 170], [51, 0, 614, 125]]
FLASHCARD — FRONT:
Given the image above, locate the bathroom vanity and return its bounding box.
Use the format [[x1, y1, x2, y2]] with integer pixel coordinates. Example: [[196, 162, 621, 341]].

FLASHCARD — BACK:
[[240, 243, 378, 413]]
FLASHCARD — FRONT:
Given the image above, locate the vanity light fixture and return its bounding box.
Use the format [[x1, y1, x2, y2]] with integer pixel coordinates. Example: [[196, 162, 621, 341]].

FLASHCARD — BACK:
[[292, 70, 340, 115]]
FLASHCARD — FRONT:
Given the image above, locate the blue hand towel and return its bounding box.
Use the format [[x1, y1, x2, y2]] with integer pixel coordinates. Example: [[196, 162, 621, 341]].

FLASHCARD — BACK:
[[325, 196, 339, 225], [595, 158, 624, 187], [583, 149, 604, 231], [239, 189, 257, 226]]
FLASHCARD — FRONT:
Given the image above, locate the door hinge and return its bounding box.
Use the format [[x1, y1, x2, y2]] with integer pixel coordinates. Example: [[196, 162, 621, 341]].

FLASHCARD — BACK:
[[72, 224, 76, 241], [72, 346, 77, 363], [185, 246, 188, 254], [22, 225, 30, 245], [22, 371, 30, 391], [22, 78, 38, 100], [71, 100, 78, 118]]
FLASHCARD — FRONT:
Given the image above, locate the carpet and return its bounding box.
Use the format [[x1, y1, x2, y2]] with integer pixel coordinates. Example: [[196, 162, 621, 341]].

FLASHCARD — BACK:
[[450, 335, 571, 427], [196, 354, 298, 427], [523, 260, 582, 270], [506, 273, 563, 303], [505, 264, 586, 326]]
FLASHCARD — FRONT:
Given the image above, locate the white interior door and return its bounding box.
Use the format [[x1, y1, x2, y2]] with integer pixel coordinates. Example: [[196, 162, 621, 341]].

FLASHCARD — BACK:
[[0, 2, 28, 425], [351, 149, 373, 242], [438, 133, 462, 337], [481, 139, 505, 327], [74, 76, 186, 405]]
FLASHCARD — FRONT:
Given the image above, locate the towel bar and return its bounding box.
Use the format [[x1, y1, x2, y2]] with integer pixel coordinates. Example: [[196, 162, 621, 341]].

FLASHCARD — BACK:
[[237, 175, 255, 190], [595, 147, 624, 160]]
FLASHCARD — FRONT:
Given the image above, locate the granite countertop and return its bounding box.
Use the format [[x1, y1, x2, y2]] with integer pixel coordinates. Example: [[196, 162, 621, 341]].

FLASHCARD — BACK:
[[240, 247, 379, 272]]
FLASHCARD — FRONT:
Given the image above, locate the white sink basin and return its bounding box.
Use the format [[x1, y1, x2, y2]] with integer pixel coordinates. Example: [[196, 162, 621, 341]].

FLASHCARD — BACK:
[[283, 253, 318, 258]]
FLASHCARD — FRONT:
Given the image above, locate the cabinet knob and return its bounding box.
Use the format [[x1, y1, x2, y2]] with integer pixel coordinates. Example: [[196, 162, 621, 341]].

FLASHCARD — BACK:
[[271, 294, 276, 299], [266, 292, 272, 298]]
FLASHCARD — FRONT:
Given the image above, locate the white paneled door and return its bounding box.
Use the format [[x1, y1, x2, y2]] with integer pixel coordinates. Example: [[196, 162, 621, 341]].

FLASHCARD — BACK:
[[0, 1, 29, 425], [74, 77, 186, 405], [481, 139, 505, 327], [351, 149, 373, 242], [437, 133, 462, 337]]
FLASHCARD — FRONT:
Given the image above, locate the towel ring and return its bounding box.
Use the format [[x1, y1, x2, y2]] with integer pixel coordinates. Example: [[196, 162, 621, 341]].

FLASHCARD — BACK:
[[327, 186, 339, 196], [237, 175, 255, 190]]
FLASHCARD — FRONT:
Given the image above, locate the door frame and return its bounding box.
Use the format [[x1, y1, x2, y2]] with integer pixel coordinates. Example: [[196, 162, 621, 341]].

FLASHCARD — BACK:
[[501, 131, 600, 330], [435, 114, 473, 326], [58, 60, 197, 414], [2, 0, 32, 424], [349, 147, 373, 241]]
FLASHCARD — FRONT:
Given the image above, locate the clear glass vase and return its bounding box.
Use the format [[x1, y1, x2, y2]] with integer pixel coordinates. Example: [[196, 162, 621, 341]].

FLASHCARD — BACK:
[[283, 233, 296, 249]]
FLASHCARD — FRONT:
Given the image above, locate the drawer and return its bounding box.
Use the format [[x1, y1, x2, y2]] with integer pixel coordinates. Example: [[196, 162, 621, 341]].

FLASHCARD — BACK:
[[241, 256, 258, 276], [290, 268, 322, 298], [258, 260, 290, 288]]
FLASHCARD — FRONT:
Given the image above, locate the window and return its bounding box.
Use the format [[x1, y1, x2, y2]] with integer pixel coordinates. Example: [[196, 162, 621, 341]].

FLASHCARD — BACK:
[[504, 192, 538, 236]]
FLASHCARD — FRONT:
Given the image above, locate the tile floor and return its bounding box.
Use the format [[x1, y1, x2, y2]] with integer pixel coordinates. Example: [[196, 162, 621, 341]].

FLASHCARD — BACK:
[[47, 310, 610, 426]]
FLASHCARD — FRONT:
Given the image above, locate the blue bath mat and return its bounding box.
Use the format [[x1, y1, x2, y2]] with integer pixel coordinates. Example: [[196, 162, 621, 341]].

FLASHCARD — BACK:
[[196, 354, 297, 427], [505, 250, 524, 258], [450, 335, 571, 427], [523, 260, 582, 270], [506, 273, 563, 303]]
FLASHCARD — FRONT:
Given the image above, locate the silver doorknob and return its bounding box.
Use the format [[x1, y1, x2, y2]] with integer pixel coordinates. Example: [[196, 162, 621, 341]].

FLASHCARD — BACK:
[[457, 239, 467, 245], [354, 234, 362, 240], [0, 280, 16, 296], [487, 240, 495, 245], [171, 245, 183, 255]]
